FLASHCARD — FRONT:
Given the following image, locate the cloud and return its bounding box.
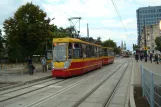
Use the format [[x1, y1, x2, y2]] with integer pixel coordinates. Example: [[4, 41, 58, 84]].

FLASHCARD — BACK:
[[134, 0, 161, 6], [0, 0, 27, 31], [0, 0, 159, 51]]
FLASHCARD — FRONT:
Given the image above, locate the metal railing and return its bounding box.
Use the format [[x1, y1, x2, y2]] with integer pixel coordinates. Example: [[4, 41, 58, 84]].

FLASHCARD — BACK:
[[140, 65, 161, 107]]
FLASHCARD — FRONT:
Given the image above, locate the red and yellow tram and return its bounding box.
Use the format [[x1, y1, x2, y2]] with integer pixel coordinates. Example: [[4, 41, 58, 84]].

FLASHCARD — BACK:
[[102, 47, 115, 65], [51, 37, 114, 78]]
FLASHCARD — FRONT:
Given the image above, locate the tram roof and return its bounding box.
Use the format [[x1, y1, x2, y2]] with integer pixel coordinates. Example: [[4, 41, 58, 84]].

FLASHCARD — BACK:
[[53, 37, 101, 47]]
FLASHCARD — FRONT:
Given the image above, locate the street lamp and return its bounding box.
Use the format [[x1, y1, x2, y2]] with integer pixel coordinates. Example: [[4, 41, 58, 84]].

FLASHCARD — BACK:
[[159, 20, 161, 30], [144, 20, 147, 62]]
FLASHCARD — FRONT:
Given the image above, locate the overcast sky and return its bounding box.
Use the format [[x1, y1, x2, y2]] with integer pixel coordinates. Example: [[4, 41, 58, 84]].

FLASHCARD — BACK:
[[0, 0, 160, 51]]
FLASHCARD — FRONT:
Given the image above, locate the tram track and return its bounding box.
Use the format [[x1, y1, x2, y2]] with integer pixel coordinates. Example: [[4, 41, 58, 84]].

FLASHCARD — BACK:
[[21, 63, 124, 107], [0, 59, 128, 107], [0, 78, 59, 95], [20, 62, 123, 107], [0, 78, 65, 103], [72, 60, 130, 107], [102, 61, 131, 107], [0, 62, 117, 106]]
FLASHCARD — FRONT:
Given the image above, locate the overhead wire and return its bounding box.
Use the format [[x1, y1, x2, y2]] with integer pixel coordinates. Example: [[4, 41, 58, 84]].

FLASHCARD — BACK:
[[110, 0, 128, 33], [40, 0, 72, 17], [59, 0, 66, 5]]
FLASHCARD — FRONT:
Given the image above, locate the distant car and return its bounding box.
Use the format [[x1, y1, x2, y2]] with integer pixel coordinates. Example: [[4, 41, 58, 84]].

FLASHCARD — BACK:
[[116, 55, 120, 57]]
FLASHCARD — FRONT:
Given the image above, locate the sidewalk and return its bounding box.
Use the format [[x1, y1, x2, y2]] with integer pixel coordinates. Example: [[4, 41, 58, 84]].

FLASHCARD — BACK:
[[133, 59, 161, 86], [0, 64, 52, 83]]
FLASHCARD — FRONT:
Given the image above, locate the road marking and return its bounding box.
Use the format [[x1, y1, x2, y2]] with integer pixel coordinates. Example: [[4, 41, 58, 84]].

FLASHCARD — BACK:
[[32, 85, 44, 88], [32, 85, 62, 88], [48, 85, 62, 88]]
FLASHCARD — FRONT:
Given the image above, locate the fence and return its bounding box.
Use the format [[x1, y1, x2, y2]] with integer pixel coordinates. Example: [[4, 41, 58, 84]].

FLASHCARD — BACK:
[[140, 65, 161, 107]]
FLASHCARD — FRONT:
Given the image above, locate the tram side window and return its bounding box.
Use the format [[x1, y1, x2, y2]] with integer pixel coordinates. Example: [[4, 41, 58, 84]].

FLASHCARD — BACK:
[[86, 45, 89, 57], [100, 48, 102, 56], [68, 42, 73, 59], [92, 45, 95, 57], [112, 52, 114, 56], [104, 49, 107, 56], [108, 50, 112, 56], [94, 46, 97, 57], [82, 44, 86, 58], [73, 43, 82, 58], [96, 47, 99, 57], [108, 50, 110, 56], [89, 45, 94, 57]]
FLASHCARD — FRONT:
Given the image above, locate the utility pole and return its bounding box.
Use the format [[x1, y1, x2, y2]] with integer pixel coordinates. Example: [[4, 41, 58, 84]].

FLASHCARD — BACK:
[[68, 17, 81, 38], [144, 20, 147, 62], [87, 23, 89, 40]]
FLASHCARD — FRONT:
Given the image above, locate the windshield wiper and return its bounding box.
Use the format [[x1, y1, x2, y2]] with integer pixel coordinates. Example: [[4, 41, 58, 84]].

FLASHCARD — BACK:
[[54, 56, 60, 63]]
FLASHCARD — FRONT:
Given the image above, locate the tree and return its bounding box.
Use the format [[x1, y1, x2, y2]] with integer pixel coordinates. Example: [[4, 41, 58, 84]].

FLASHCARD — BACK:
[[3, 3, 52, 61], [80, 37, 96, 43], [133, 44, 140, 51], [95, 36, 102, 45], [0, 29, 4, 58], [155, 36, 161, 52], [102, 39, 116, 48], [0, 29, 2, 48], [114, 47, 121, 55]]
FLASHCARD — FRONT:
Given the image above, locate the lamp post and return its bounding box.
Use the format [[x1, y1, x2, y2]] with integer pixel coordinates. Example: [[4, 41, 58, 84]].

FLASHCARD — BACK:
[[159, 20, 161, 30], [144, 20, 147, 62]]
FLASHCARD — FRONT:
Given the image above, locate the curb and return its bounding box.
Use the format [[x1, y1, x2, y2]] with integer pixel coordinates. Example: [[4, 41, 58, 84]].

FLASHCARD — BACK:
[[0, 75, 52, 91], [130, 59, 136, 107]]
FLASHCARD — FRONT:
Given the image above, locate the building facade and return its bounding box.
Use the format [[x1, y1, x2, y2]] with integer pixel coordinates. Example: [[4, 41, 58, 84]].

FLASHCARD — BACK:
[[140, 24, 161, 54], [136, 6, 161, 46]]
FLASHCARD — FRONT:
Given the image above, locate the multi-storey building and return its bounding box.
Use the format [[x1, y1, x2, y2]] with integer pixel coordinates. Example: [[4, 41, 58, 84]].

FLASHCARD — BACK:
[[136, 6, 161, 46], [140, 24, 161, 53]]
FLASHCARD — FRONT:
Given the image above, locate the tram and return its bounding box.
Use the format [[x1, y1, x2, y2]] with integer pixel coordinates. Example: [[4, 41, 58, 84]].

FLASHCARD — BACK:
[[102, 47, 115, 65], [122, 50, 131, 58], [51, 37, 103, 78]]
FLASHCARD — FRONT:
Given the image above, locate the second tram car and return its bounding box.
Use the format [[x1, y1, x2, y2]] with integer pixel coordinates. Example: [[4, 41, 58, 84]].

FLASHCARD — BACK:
[[51, 38, 102, 78], [102, 47, 115, 65]]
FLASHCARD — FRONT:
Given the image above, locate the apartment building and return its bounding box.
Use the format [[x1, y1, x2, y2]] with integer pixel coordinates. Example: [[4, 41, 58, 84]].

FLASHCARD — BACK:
[[136, 6, 161, 46], [140, 24, 161, 53]]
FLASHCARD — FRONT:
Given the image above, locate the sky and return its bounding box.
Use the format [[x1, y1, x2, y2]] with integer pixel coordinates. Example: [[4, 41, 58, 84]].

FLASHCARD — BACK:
[[0, 0, 160, 51]]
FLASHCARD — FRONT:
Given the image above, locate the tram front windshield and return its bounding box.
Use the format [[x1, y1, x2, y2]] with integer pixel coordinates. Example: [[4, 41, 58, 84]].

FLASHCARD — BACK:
[[53, 43, 67, 62]]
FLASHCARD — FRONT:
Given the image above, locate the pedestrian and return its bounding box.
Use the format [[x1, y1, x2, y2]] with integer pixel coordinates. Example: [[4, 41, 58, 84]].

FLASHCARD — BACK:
[[159, 54, 161, 64], [149, 53, 153, 63], [27, 56, 34, 75], [41, 57, 47, 72], [155, 54, 159, 64], [140, 53, 143, 61], [135, 53, 139, 62]]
